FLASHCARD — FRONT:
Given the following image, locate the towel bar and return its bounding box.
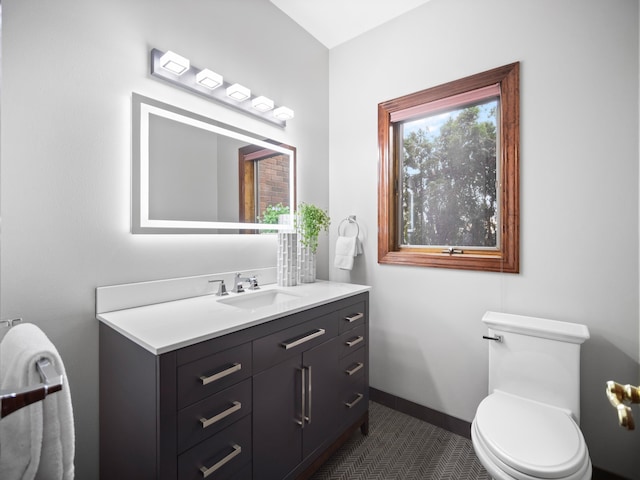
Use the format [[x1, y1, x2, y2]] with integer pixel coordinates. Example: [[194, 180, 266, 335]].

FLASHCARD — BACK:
[[0, 319, 65, 419], [0, 358, 63, 419]]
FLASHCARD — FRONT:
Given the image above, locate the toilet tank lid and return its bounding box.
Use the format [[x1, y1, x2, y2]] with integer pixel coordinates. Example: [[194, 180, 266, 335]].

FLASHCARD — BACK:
[[482, 311, 590, 344]]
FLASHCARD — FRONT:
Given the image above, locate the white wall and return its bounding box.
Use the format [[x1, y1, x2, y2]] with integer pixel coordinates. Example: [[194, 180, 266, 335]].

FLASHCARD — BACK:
[[329, 0, 640, 478], [1, 0, 328, 477]]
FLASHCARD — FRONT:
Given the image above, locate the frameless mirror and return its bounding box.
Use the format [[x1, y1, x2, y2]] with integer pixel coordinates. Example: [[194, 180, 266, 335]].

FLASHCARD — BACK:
[[132, 93, 296, 234]]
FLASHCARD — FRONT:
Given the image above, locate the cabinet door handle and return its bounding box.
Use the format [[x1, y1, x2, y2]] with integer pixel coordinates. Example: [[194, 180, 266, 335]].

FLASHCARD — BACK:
[[199, 444, 242, 478], [344, 312, 364, 323], [345, 336, 364, 347], [345, 362, 364, 376], [297, 367, 306, 429], [345, 393, 364, 409], [199, 401, 242, 429], [281, 328, 325, 350], [199, 363, 242, 386], [306, 366, 312, 425]]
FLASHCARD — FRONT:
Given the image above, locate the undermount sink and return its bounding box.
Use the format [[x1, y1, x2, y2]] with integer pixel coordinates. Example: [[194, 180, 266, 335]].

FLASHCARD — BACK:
[[218, 289, 303, 310]]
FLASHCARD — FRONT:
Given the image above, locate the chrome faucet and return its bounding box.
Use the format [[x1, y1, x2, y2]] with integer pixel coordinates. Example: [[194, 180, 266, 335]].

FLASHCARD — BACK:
[[233, 273, 259, 293], [208, 279, 228, 296]]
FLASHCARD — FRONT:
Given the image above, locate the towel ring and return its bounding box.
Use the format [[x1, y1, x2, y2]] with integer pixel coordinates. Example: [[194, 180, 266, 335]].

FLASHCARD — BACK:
[[338, 216, 360, 238]]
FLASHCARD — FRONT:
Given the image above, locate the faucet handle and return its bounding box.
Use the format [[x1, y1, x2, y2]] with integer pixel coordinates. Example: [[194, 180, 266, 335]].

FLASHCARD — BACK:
[[248, 276, 259, 290], [208, 279, 228, 296]]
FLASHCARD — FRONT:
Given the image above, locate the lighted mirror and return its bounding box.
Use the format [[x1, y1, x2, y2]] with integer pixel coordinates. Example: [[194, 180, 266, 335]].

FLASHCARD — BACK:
[[132, 94, 296, 234]]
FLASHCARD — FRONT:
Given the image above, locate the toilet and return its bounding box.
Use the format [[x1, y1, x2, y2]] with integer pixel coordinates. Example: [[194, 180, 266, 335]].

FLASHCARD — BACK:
[[471, 311, 592, 480]]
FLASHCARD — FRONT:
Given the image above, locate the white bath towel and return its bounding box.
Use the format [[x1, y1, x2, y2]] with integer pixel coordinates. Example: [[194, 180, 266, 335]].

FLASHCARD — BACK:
[[334, 235, 358, 270], [0, 323, 75, 480]]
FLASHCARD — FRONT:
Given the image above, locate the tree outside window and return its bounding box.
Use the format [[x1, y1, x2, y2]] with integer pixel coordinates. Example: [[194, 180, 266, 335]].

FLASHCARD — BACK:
[[400, 98, 498, 249]]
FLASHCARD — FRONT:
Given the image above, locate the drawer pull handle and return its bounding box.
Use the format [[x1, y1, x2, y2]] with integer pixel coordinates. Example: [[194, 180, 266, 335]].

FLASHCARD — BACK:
[[281, 328, 326, 350], [345, 393, 364, 409], [199, 444, 242, 478], [345, 362, 364, 376], [345, 336, 364, 347], [344, 312, 364, 323], [200, 401, 242, 429], [200, 363, 241, 386]]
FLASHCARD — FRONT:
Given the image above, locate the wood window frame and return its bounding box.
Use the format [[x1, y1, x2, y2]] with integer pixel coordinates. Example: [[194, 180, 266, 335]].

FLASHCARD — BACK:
[[238, 144, 296, 233], [378, 62, 520, 273]]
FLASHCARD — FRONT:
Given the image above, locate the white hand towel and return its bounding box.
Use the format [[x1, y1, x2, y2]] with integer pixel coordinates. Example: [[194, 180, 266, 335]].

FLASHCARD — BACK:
[[334, 236, 357, 270], [0, 323, 75, 480]]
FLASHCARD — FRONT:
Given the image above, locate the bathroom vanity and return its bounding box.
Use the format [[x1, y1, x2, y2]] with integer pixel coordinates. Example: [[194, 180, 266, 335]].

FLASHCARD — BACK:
[[97, 278, 370, 480]]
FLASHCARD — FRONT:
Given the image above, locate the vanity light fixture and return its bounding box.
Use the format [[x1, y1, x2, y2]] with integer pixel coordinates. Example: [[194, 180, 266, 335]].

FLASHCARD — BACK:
[[150, 48, 293, 127], [226, 83, 251, 102], [196, 69, 223, 90], [251, 96, 274, 112], [273, 106, 295, 121], [159, 51, 190, 75]]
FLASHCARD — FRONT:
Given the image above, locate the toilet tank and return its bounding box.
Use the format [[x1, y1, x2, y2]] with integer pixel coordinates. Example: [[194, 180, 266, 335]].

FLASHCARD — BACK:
[[482, 311, 590, 423]]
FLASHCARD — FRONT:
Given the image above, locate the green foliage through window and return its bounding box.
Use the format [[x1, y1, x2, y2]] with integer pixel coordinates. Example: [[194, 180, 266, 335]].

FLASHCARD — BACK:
[[400, 99, 498, 248]]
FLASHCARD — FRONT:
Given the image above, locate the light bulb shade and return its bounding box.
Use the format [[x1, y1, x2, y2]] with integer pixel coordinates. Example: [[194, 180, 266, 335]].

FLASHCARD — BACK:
[[251, 96, 275, 112], [159, 51, 190, 75], [226, 83, 251, 101], [273, 106, 295, 120], [196, 69, 223, 90]]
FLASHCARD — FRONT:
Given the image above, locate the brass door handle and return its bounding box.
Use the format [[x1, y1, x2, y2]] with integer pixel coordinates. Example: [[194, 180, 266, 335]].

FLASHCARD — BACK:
[[606, 380, 640, 430]]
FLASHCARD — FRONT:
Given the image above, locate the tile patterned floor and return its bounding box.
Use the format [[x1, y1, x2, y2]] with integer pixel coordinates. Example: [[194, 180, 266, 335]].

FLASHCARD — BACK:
[[311, 401, 489, 480]]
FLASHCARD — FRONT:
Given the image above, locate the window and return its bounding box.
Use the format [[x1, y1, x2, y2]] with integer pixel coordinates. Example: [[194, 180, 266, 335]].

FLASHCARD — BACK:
[[378, 63, 519, 273]]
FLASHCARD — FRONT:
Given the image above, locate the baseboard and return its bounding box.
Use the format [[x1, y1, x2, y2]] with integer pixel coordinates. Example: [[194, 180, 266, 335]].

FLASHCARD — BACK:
[[369, 387, 628, 479], [369, 387, 472, 439]]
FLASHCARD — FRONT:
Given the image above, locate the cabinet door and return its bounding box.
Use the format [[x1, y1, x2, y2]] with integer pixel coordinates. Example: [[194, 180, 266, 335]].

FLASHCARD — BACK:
[[302, 337, 340, 459], [253, 355, 302, 479]]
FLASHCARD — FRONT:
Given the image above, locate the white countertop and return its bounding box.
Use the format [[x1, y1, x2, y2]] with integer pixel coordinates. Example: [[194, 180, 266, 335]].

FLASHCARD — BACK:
[[97, 281, 370, 354]]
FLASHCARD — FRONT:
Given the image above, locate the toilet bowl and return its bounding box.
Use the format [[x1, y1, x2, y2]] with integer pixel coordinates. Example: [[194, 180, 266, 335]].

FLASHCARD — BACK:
[[472, 312, 592, 480], [472, 391, 591, 480]]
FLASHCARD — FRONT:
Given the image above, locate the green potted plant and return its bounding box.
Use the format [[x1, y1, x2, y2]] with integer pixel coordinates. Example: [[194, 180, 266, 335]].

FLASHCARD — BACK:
[[295, 203, 330, 282]]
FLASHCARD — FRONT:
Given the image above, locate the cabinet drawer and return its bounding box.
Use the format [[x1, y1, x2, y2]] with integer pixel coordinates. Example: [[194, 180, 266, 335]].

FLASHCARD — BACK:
[[340, 379, 369, 428], [253, 313, 338, 372], [339, 347, 366, 386], [338, 302, 366, 333], [178, 414, 251, 480], [339, 324, 366, 357], [178, 343, 252, 409], [178, 379, 252, 453]]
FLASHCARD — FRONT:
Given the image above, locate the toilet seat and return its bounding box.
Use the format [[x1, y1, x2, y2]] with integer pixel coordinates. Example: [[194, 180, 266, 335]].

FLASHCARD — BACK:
[[473, 391, 591, 480]]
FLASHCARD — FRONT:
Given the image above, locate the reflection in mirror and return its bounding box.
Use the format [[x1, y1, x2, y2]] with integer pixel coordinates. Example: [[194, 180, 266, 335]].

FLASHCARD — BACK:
[[132, 93, 296, 234]]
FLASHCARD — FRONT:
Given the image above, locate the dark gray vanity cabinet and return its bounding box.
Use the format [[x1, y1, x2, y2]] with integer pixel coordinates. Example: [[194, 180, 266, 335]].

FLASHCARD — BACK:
[[99, 291, 368, 480], [253, 323, 341, 478]]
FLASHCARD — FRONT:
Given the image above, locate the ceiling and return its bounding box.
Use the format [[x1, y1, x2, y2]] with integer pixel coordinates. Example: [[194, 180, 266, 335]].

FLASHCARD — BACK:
[[269, 0, 432, 49]]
